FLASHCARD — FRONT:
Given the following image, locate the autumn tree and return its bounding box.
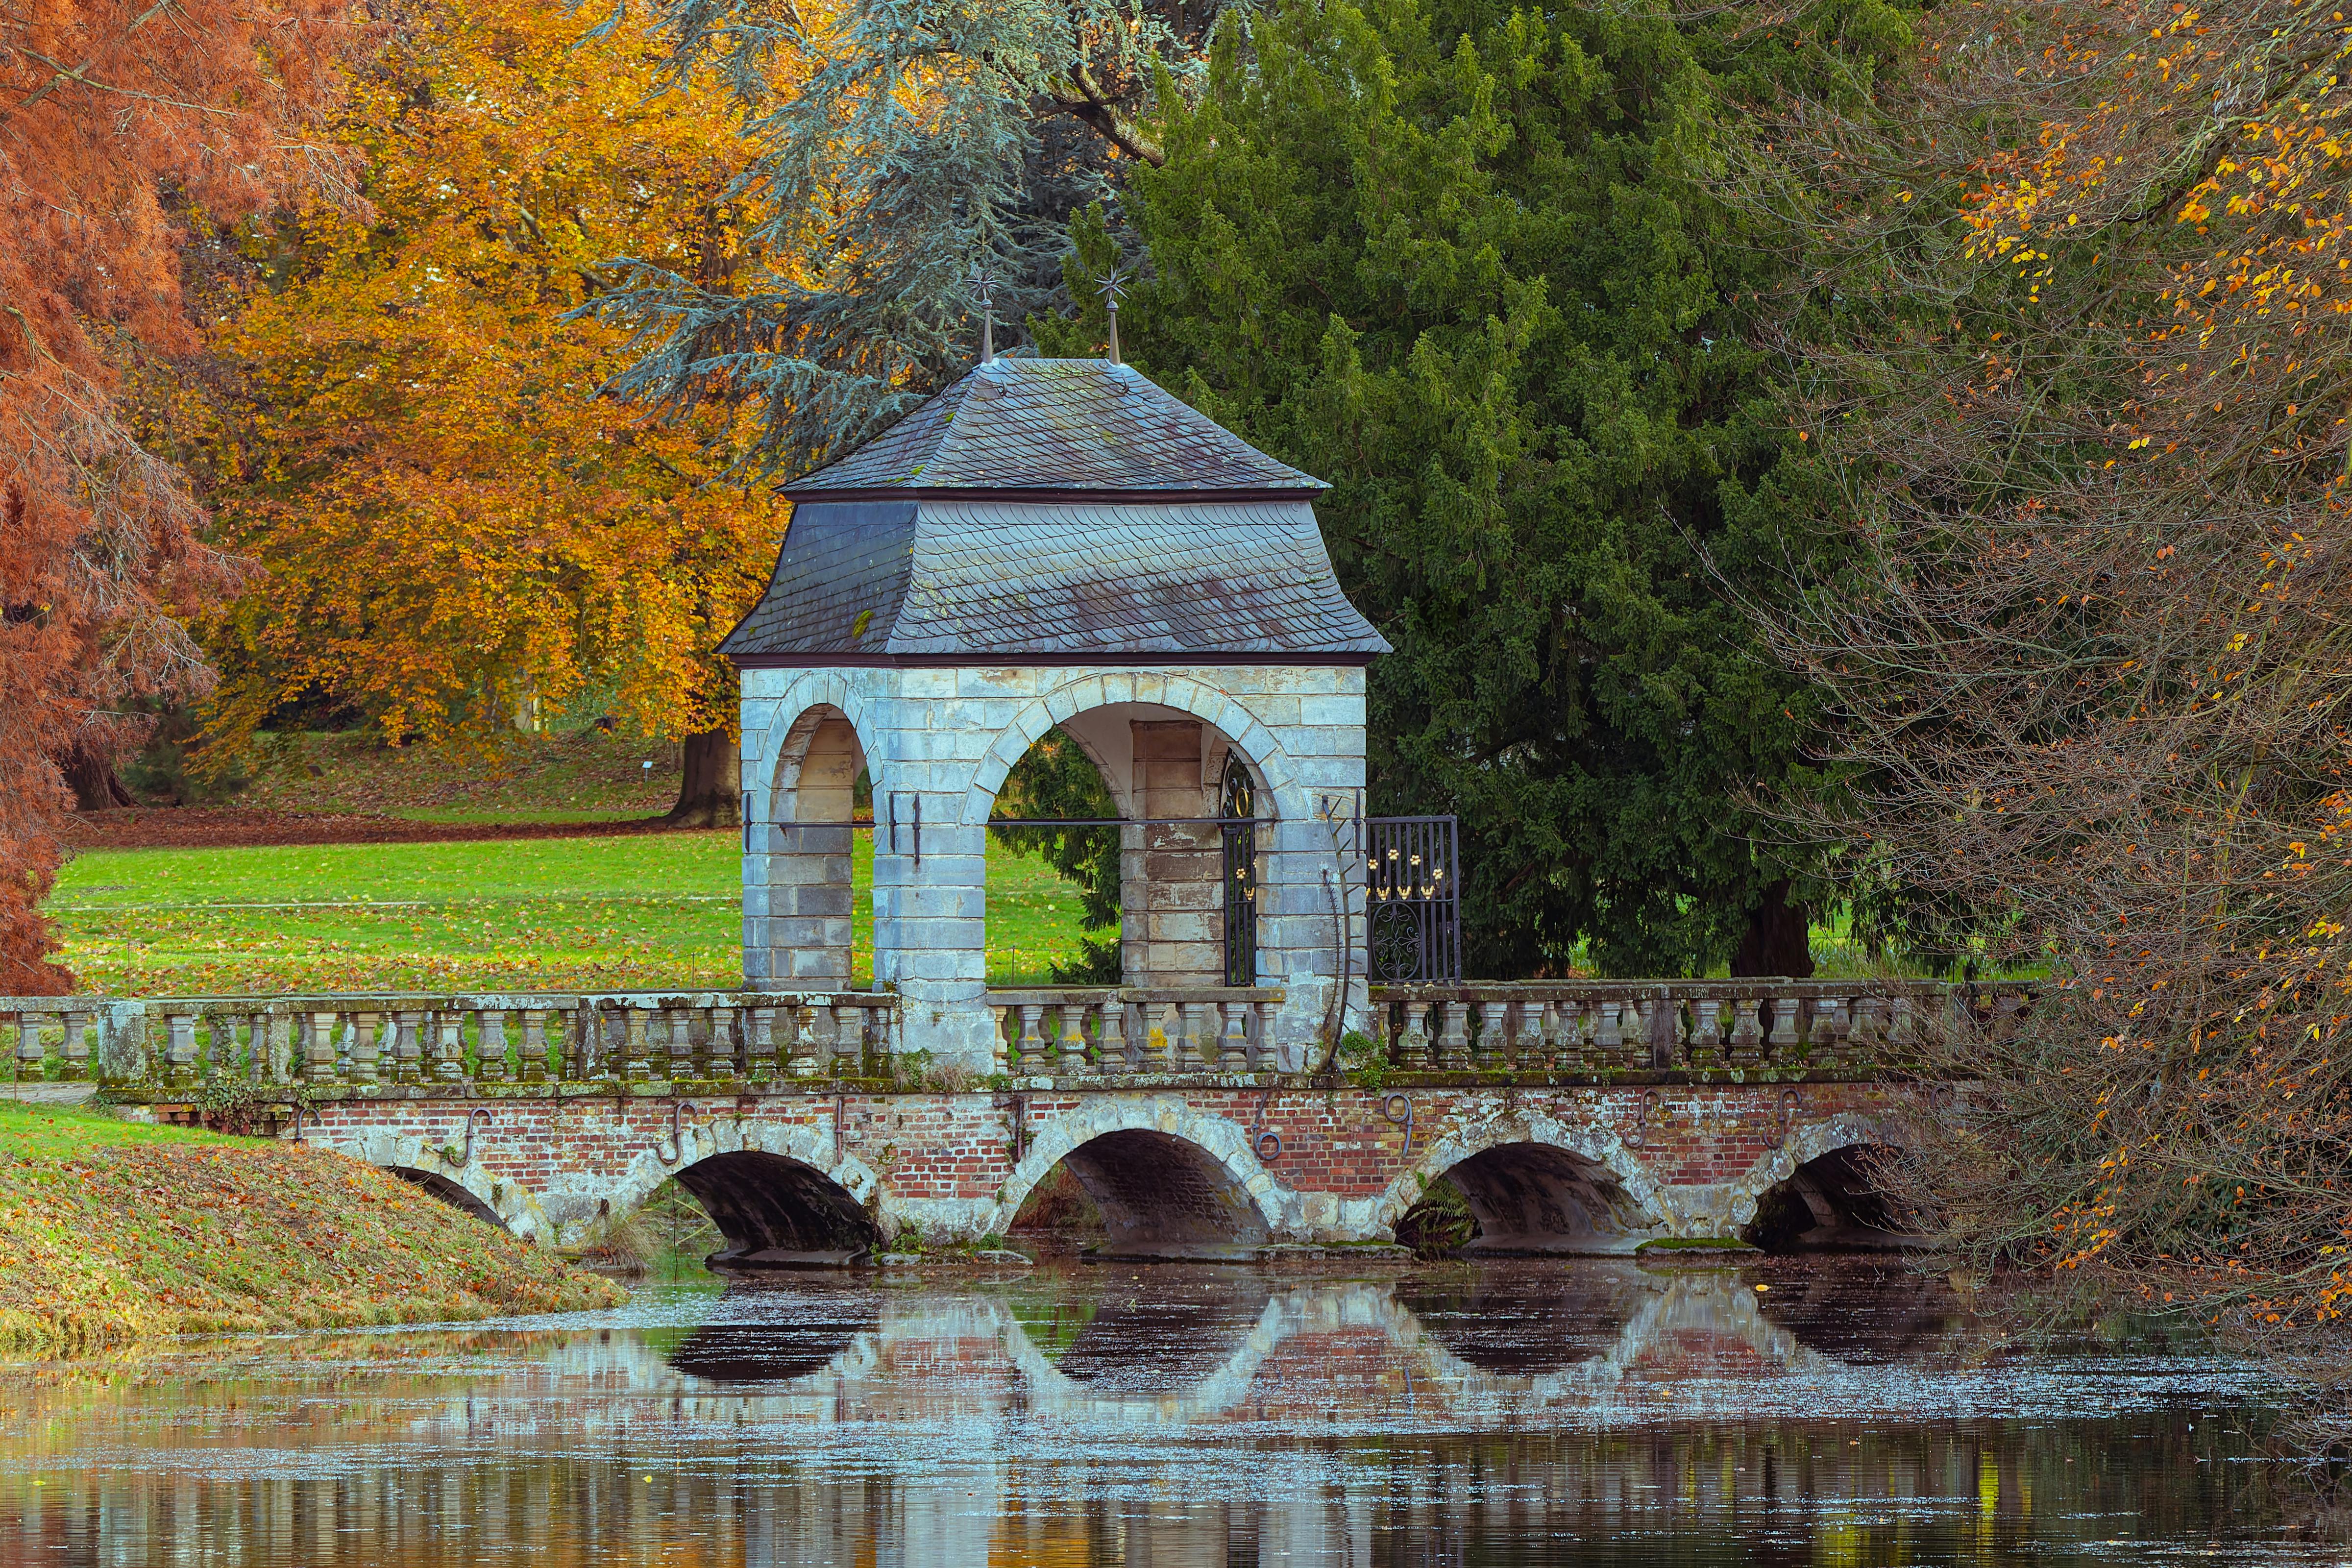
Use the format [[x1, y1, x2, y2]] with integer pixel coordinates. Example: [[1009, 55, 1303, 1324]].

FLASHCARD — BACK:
[[0, 0, 363, 991], [185, 0, 786, 822], [1754, 0, 2352, 1405]]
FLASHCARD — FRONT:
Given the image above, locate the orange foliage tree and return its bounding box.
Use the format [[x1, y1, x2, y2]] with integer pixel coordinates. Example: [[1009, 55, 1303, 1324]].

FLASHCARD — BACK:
[[182, 0, 789, 820], [1, 0, 363, 991], [1755, 0, 2352, 1412]]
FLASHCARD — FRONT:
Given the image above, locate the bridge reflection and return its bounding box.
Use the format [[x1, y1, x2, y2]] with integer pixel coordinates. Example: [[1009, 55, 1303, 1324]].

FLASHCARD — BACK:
[[0, 1264, 2276, 1568]]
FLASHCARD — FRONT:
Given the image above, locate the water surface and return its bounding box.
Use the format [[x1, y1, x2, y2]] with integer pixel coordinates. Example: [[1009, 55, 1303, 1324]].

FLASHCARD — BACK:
[[0, 1259, 2333, 1565]]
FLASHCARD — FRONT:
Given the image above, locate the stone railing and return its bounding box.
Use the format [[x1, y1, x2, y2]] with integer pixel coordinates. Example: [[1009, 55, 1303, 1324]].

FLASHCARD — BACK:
[[0, 992, 898, 1091], [984, 987, 1285, 1077], [1364, 980, 2033, 1077]]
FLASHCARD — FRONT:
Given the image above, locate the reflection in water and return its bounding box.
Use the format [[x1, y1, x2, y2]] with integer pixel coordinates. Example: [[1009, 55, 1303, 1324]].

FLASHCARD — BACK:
[[0, 1261, 2333, 1566]]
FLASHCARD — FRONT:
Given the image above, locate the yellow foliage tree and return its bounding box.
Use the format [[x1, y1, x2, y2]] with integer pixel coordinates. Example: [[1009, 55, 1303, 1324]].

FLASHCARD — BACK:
[[187, 0, 792, 820]]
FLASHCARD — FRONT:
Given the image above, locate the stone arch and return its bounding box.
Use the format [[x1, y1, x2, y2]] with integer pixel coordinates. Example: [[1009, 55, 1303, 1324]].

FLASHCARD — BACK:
[[601, 1115, 887, 1266], [330, 1127, 556, 1244], [989, 1099, 1291, 1255], [1372, 1110, 1668, 1255], [754, 689, 881, 992], [998, 1290, 1291, 1424], [1725, 1110, 1921, 1251], [752, 673, 886, 800], [960, 673, 1300, 826]]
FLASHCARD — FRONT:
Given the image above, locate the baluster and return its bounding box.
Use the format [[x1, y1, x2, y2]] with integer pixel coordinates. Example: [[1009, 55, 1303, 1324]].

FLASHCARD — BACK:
[[1475, 1001, 1507, 1070], [390, 1010, 422, 1083], [516, 1008, 548, 1082], [1096, 1000, 1128, 1076], [1397, 1000, 1432, 1069], [1808, 995, 1846, 1073], [1058, 1003, 1090, 1074], [988, 1004, 1012, 1076], [429, 1011, 463, 1082], [17, 1011, 50, 1083], [1727, 993, 1764, 1067], [306, 1011, 343, 1082], [1688, 995, 1724, 1070], [1433, 1002, 1467, 1070], [1174, 1001, 1209, 1071], [1593, 998, 1624, 1069], [156, 1011, 194, 1087], [1767, 996, 1802, 1061], [1248, 998, 1274, 1071], [621, 1007, 652, 1079], [1510, 1002, 1542, 1074], [741, 1006, 776, 1080], [705, 1005, 739, 1079], [349, 1010, 383, 1084], [1009, 1004, 1042, 1072], [1137, 1002, 1171, 1074], [1218, 1001, 1250, 1072], [834, 1005, 867, 1072], [1844, 995, 1885, 1064], [784, 1005, 819, 1078], [476, 1009, 510, 1082], [61, 1009, 91, 1082], [1887, 994, 1919, 1058]]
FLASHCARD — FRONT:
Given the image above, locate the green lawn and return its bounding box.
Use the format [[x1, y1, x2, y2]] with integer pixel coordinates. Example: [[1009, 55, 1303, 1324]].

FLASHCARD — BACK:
[[48, 834, 1099, 996]]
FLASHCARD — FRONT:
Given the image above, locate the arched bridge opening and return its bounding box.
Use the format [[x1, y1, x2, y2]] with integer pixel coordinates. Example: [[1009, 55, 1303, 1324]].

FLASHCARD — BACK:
[[390, 1167, 503, 1226], [1403, 1142, 1649, 1257], [1742, 1143, 1922, 1254], [1011, 1129, 1270, 1261], [672, 1151, 883, 1268]]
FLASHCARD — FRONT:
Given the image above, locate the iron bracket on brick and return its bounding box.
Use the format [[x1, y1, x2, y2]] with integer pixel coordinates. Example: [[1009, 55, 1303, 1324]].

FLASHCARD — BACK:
[[463, 1106, 492, 1164], [1250, 1087, 1280, 1163], [1381, 1092, 1412, 1159]]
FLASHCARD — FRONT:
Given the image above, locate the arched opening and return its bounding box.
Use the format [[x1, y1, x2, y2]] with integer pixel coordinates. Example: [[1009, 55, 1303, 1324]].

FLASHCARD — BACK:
[[1401, 1142, 1649, 1257], [1008, 1276, 1274, 1396], [1396, 1266, 1649, 1375], [666, 1281, 883, 1382], [756, 703, 874, 990], [1741, 1144, 1923, 1254], [1010, 1129, 1270, 1260], [982, 703, 1274, 992], [390, 1167, 503, 1226], [671, 1150, 883, 1268]]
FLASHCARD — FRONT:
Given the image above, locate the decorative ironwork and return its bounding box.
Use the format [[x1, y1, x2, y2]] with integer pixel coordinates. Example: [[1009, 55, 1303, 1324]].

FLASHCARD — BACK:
[[1363, 815, 1462, 984], [1220, 752, 1258, 987]]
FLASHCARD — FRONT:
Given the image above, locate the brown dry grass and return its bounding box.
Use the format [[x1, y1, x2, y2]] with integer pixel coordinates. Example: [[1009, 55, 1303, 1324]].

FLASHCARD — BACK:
[[0, 1103, 621, 1352]]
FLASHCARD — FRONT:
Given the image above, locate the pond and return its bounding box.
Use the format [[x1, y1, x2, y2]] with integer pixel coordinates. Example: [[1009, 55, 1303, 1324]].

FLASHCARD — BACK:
[[0, 1259, 2337, 1566]]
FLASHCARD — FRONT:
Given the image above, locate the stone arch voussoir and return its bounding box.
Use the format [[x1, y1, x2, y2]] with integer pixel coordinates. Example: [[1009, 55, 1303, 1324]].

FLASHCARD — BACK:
[[962, 675, 1300, 826], [335, 1127, 556, 1244], [986, 1097, 1295, 1239], [1722, 1110, 1917, 1230], [595, 1114, 885, 1235], [1370, 1109, 1667, 1238], [754, 675, 887, 805]]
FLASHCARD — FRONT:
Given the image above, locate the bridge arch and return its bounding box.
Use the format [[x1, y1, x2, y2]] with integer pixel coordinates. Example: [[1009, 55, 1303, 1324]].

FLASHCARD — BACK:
[[1726, 1111, 1923, 1252], [992, 1099, 1289, 1256], [1372, 1110, 1667, 1255], [337, 1128, 556, 1243], [606, 1117, 886, 1265]]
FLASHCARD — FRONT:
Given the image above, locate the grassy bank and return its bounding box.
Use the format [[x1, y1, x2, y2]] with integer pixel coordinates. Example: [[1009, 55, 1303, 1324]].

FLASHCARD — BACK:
[[0, 1103, 622, 1353], [49, 833, 1096, 993]]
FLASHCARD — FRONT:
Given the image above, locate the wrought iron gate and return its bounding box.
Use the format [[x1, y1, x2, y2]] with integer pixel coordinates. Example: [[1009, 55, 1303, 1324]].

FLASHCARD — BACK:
[[1363, 815, 1462, 984], [1220, 752, 1258, 986]]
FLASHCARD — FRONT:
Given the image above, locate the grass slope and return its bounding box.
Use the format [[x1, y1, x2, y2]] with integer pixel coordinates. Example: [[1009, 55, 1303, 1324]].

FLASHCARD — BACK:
[[49, 834, 1096, 993], [235, 730, 686, 822], [0, 1103, 621, 1351]]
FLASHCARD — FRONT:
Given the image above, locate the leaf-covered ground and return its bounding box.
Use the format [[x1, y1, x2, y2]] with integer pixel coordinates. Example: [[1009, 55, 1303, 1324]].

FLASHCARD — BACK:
[[49, 833, 1095, 993], [0, 1103, 622, 1352]]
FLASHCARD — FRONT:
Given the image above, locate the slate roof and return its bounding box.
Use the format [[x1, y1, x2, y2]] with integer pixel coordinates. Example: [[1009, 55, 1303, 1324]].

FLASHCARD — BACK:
[[725, 357, 1387, 663], [782, 358, 1323, 497]]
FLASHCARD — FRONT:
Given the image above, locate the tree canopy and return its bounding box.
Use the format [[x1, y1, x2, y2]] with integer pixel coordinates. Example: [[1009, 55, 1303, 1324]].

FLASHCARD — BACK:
[[179, 0, 786, 774], [1037, 0, 1909, 975]]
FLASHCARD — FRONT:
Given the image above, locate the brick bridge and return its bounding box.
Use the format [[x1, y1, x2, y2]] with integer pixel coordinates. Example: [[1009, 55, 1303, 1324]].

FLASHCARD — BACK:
[[4, 979, 2010, 1260]]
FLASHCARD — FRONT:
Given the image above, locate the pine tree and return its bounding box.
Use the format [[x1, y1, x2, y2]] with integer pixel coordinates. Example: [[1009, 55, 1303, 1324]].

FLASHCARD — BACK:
[[1042, 0, 1908, 975]]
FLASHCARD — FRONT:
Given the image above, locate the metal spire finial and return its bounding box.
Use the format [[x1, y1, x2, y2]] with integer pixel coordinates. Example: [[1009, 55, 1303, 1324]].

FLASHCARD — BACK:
[[1096, 265, 1129, 365]]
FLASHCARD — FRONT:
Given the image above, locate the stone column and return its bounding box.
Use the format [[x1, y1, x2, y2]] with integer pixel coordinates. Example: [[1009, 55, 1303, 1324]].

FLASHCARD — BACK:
[[1124, 719, 1224, 988]]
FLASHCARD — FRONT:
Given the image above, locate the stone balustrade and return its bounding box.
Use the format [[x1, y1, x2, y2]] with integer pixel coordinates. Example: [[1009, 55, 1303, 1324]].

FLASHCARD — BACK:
[[1365, 980, 2033, 1078], [985, 987, 1284, 1077], [0, 978, 2028, 1096]]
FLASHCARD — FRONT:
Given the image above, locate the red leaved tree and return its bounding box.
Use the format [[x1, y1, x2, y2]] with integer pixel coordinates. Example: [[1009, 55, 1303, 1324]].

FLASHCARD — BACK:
[[0, 0, 364, 992]]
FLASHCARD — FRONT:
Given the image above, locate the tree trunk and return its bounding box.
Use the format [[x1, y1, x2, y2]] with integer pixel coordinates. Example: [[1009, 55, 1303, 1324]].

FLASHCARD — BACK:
[[664, 728, 741, 828], [61, 739, 137, 811], [1729, 878, 1814, 978]]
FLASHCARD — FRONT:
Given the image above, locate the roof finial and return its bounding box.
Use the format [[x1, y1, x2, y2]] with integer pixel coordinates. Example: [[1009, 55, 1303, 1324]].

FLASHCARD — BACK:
[[969, 263, 997, 364], [1096, 265, 1129, 366]]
